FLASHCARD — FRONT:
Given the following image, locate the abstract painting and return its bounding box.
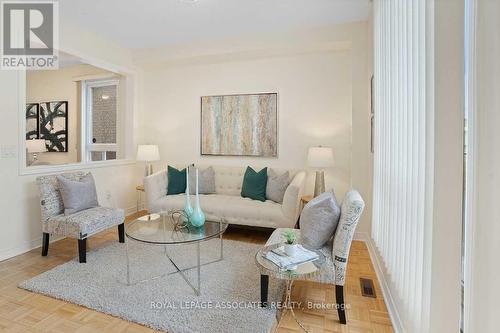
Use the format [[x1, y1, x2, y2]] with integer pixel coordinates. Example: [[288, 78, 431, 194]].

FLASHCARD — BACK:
[[201, 93, 277, 157], [26, 103, 39, 140], [39, 101, 68, 152]]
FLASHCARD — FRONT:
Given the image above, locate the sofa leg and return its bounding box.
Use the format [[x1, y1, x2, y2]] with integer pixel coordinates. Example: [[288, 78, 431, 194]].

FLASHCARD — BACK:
[[78, 239, 87, 263], [336, 285, 347, 324], [260, 274, 269, 307], [118, 223, 125, 243], [41, 233, 49, 256]]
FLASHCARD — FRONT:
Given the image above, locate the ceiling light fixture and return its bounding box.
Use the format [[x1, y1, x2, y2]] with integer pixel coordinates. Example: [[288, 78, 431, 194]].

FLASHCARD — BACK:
[[101, 94, 110, 100]]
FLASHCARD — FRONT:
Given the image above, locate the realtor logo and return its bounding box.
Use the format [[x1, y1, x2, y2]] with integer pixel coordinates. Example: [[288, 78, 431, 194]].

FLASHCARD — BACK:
[[1, 1, 58, 69]]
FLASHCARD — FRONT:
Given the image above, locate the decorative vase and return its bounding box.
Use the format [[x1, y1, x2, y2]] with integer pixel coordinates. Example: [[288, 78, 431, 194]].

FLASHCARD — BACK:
[[184, 167, 193, 218], [284, 243, 298, 257], [189, 168, 205, 227]]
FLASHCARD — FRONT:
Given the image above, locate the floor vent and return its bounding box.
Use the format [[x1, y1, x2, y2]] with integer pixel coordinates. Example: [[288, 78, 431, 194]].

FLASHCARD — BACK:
[[360, 278, 376, 298]]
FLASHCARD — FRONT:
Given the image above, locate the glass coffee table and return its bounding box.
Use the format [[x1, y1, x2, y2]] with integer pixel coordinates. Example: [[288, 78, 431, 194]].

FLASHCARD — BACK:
[[255, 243, 326, 333], [125, 212, 228, 295]]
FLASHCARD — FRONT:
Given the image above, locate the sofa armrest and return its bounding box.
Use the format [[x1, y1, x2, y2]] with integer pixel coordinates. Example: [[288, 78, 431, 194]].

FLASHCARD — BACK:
[[143, 169, 168, 211], [281, 171, 306, 224]]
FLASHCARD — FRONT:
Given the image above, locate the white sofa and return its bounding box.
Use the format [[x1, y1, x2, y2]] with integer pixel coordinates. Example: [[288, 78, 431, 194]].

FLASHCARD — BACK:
[[143, 166, 306, 229]]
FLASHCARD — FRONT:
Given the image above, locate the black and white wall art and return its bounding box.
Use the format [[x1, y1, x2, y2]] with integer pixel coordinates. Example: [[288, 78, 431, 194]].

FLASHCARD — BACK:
[[39, 101, 68, 152], [25, 103, 39, 140]]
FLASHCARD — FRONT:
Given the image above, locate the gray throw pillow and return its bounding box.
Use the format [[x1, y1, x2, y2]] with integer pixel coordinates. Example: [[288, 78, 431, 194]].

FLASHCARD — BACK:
[[300, 190, 341, 249], [266, 169, 291, 203], [189, 165, 216, 194], [57, 174, 99, 216]]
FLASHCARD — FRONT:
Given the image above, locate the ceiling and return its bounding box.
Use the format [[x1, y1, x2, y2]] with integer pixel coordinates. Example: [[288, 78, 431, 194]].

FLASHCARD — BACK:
[[59, 0, 371, 50]]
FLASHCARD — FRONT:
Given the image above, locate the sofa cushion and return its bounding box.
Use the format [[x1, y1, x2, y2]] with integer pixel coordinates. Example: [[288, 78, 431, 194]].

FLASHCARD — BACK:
[[47, 206, 124, 239], [167, 166, 186, 195], [266, 169, 291, 204], [57, 174, 99, 216], [300, 190, 341, 249], [189, 165, 216, 194], [241, 167, 268, 202], [149, 194, 290, 228]]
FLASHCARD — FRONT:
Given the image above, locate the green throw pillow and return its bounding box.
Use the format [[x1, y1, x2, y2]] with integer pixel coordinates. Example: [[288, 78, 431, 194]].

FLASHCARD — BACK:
[[167, 166, 187, 195], [241, 167, 268, 202]]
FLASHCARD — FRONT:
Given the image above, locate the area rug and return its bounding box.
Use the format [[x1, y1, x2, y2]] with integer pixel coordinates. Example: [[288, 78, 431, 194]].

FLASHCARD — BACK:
[[19, 239, 284, 333]]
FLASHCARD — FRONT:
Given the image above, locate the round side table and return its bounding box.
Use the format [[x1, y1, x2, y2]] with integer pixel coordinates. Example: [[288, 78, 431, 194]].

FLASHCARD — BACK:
[[255, 243, 326, 333]]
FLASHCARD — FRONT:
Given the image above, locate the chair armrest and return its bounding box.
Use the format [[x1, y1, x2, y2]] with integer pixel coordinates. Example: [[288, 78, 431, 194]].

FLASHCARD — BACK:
[[281, 171, 306, 224], [332, 190, 365, 286], [143, 169, 168, 211]]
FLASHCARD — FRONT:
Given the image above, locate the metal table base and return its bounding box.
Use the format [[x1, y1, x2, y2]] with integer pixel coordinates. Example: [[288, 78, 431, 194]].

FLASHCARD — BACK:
[[125, 232, 224, 296]]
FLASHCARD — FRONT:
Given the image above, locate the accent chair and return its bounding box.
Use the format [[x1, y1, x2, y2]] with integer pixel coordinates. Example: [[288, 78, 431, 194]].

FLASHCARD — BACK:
[[36, 172, 125, 263]]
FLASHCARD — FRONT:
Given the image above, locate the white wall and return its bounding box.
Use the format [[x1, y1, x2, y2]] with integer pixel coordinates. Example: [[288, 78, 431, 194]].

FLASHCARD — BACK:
[[468, 0, 500, 331], [137, 22, 373, 232], [0, 22, 139, 261], [141, 50, 353, 198], [26, 64, 116, 165]]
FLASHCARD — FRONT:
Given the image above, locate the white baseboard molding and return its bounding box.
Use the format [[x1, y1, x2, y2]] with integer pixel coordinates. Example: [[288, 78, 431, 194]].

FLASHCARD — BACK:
[[357, 232, 405, 333], [0, 235, 65, 263]]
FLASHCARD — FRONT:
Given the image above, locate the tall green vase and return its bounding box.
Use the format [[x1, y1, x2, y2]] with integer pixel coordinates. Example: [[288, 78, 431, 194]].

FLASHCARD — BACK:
[[190, 168, 205, 227]]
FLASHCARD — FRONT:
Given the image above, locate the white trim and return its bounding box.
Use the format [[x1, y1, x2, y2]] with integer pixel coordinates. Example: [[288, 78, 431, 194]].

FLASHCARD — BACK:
[[72, 73, 119, 82], [19, 159, 136, 176], [361, 233, 405, 333], [0, 235, 63, 263]]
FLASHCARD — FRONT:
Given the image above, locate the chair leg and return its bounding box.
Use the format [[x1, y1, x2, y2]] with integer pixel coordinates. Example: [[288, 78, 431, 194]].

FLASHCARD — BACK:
[[260, 274, 269, 307], [118, 223, 125, 243], [336, 285, 347, 324], [78, 239, 87, 263], [41, 233, 49, 256]]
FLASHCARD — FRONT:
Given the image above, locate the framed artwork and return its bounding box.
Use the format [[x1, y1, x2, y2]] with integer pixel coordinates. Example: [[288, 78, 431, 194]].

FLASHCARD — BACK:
[[26, 103, 39, 140], [201, 93, 278, 157], [39, 101, 68, 152]]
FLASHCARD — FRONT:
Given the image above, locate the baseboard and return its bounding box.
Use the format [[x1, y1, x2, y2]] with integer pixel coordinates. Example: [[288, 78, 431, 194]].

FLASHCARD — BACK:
[[359, 232, 405, 333], [125, 205, 138, 216], [0, 235, 64, 263]]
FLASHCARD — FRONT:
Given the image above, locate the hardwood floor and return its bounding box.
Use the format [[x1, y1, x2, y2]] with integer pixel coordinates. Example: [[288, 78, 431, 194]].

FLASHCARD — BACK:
[[0, 212, 393, 333]]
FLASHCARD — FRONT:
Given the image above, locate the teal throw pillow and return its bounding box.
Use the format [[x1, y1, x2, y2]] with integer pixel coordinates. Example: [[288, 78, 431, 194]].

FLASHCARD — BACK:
[[167, 166, 187, 195], [241, 167, 268, 202]]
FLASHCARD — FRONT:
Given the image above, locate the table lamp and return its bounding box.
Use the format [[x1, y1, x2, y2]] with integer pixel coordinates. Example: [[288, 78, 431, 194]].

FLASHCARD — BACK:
[[307, 146, 334, 197], [26, 139, 47, 166], [137, 145, 160, 176]]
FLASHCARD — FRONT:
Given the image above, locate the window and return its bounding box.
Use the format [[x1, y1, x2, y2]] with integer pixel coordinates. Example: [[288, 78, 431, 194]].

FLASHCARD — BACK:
[[82, 79, 119, 162]]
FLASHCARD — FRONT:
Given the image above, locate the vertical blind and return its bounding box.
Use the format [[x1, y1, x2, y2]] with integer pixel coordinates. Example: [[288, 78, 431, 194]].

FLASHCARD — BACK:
[[372, 0, 427, 332]]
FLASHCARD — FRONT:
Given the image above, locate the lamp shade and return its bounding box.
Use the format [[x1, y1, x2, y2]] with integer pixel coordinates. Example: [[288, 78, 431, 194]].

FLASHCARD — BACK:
[[26, 139, 47, 153], [136, 145, 160, 162], [307, 146, 334, 168]]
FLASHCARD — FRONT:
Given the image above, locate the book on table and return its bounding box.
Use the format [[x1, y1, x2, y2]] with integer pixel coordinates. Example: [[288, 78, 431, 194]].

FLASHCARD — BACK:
[[264, 245, 319, 270]]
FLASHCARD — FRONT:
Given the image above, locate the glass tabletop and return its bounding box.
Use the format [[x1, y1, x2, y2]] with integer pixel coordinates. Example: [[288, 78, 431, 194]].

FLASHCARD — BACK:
[[126, 212, 229, 245], [255, 243, 326, 280]]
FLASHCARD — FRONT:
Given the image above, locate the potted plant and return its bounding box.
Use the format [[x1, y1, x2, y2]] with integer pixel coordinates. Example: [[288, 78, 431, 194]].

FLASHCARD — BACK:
[[282, 230, 298, 257]]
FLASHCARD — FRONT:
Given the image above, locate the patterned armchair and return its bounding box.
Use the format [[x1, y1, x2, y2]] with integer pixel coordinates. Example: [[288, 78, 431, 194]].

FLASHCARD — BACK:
[[36, 172, 125, 263], [260, 190, 365, 324]]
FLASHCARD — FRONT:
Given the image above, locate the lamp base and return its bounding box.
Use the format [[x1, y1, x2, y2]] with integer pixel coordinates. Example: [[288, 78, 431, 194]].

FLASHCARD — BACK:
[[313, 170, 325, 197], [144, 164, 154, 177]]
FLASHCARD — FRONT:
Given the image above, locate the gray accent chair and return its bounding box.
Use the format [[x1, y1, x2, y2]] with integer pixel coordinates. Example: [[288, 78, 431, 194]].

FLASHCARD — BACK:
[[36, 172, 125, 263], [260, 189, 365, 324]]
